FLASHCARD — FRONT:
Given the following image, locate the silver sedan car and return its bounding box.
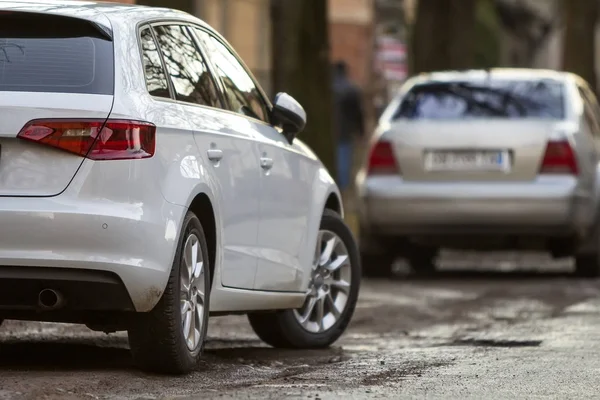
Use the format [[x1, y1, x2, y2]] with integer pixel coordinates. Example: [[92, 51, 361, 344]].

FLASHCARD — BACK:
[[357, 69, 600, 277]]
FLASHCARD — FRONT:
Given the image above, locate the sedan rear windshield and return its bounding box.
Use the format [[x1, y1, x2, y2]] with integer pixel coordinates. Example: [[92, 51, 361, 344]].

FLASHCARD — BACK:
[[0, 13, 114, 95], [393, 79, 565, 120]]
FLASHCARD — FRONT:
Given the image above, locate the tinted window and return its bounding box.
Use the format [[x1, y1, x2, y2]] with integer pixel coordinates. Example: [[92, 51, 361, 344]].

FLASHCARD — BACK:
[[140, 27, 170, 99], [153, 25, 220, 108], [194, 28, 270, 122], [394, 79, 565, 120], [0, 13, 113, 95]]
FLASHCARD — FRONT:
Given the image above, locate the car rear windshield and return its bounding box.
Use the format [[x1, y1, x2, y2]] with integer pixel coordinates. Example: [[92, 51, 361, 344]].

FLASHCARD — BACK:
[[393, 79, 565, 120], [0, 13, 114, 95]]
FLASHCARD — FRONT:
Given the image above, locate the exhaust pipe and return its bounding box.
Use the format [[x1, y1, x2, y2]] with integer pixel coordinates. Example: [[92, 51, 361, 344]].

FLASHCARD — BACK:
[[38, 288, 65, 310]]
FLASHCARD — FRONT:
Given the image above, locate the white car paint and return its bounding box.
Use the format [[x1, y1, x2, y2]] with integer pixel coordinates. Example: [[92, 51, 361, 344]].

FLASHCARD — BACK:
[[0, 1, 342, 314]]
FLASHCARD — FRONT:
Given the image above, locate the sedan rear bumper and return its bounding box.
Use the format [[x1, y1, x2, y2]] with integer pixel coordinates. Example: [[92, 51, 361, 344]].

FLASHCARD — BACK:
[[357, 175, 592, 236]]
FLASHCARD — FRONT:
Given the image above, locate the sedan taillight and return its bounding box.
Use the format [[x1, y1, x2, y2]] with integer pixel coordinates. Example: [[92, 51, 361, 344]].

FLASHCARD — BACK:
[[539, 140, 578, 175], [367, 140, 400, 175]]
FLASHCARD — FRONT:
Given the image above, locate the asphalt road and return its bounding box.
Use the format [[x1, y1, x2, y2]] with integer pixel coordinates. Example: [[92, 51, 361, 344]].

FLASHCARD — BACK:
[[1, 251, 600, 399]]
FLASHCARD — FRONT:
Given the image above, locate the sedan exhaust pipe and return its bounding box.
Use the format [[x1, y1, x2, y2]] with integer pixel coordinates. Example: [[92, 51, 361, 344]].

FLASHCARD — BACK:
[[38, 288, 65, 310]]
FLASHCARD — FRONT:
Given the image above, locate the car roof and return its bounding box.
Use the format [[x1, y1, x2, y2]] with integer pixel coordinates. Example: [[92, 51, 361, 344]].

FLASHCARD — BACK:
[[413, 68, 572, 85], [0, 0, 210, 32]]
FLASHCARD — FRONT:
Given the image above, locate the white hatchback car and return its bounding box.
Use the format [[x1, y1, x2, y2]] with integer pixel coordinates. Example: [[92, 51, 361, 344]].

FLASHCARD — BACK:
[[357, 69, 600, 277], [0, 1, 360, 374]]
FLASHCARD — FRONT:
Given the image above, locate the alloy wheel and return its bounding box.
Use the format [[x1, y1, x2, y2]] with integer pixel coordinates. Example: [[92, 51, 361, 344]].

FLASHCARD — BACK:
[[180, 233, 206, 351], [293, 230, 352, 333]]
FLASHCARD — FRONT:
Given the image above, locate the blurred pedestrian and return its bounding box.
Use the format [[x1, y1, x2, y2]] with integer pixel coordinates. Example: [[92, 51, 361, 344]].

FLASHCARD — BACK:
[[332, 60, 365, 193]]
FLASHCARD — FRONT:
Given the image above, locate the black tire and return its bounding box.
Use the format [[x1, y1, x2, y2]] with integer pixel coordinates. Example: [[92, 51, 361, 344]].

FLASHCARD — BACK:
[[406, 245, 439, 276], [361, 252, 395, 278], [574, 253, 600, 278], [128, 212, 211, 374], [248, 209, 360, 349]]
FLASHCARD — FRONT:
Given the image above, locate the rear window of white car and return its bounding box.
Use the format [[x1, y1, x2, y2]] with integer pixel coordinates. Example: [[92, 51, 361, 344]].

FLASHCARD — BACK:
[[393, 79, 565, 120], [0, 13, 114, 95]]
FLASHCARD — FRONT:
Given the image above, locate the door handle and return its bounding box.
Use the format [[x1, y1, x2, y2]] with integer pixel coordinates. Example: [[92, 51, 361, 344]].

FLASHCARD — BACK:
[[260, 157, 274, 170], [207, 149, 223, 161]]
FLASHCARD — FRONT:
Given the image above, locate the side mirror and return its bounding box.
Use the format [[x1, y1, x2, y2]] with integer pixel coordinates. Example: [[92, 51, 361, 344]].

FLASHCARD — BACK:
[[272, 92, 307, 143]]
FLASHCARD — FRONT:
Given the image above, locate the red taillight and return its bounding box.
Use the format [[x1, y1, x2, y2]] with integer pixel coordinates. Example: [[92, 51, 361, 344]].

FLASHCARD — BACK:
[[539, 140, 578, 175], [17, 119, 156, 161], [367, 140, 400, 175]]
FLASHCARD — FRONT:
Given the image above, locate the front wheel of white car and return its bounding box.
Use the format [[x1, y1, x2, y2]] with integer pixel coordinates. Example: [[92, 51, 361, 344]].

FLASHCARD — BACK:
[[128, 212, 211, 374], [248, 209, 360, 348], [574, 253, 600, 278]]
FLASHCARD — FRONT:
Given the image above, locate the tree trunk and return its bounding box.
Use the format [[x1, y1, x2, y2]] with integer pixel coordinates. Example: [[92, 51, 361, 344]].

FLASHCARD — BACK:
[[562, 0, 598, 93], [410, 0, 477, 75], [270, 0, 336, 177]]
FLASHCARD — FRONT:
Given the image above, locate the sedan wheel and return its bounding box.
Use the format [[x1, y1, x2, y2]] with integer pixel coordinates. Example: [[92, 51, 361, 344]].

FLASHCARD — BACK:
[[574, 253, 600, 278], [248, 209, 360, 348]]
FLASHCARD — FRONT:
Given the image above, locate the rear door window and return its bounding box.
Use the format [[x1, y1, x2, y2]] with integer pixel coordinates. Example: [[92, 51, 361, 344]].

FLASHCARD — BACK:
[[152, 24, 221, 108], [192, 28, 271, 123], [139, 27, 171, 99], [394, 79, 565, 120], [0, 13, 114, 95]]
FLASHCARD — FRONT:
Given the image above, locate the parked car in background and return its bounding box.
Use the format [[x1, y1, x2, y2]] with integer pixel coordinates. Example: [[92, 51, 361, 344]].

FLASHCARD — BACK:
[[357, 69, 600, 277], [0, 1, 361, 374]]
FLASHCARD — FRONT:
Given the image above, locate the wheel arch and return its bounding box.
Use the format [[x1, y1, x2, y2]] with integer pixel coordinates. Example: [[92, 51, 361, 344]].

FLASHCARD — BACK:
[[188, 193, 217, 287], [174, 183, 222, 292], [324, 192, 343, 217], [299, 169, 344, 291]]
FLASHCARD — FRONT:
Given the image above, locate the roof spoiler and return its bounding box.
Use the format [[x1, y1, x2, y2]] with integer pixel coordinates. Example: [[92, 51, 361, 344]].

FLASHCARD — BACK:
[[90, 21, 113, 41], [0, 10, 113, 41]]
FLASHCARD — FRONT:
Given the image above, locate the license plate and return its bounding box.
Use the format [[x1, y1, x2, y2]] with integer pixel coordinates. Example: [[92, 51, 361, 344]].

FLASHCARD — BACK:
[[424, 150, 510, 172]]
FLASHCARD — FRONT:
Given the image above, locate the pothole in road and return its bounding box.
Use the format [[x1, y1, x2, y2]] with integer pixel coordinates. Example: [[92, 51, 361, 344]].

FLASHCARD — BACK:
[[359, 360, 451, 386], [468, 298, 554, 323], [447, 338, 543, 348]]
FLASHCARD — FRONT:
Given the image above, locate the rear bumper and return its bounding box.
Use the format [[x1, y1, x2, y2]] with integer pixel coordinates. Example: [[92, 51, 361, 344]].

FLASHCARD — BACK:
[[0, 266, 134, 311], [357, 175, 592, 236], [0, 195, 185, 312]]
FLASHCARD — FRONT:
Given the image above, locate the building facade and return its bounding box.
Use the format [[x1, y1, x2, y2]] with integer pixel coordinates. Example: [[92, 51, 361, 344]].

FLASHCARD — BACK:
[[329, 0, 375, 90]]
